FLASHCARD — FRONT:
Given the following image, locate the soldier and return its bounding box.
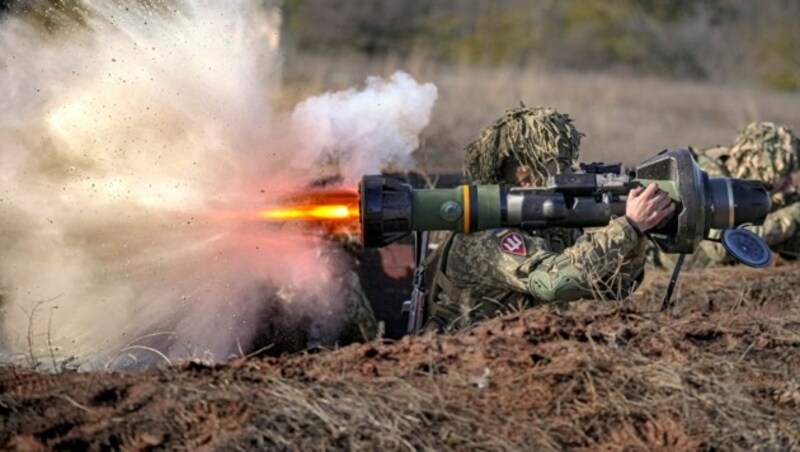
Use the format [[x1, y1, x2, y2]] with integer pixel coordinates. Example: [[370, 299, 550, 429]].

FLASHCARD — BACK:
[[653, 122, 800, 269], [424, 107, 675, 331]]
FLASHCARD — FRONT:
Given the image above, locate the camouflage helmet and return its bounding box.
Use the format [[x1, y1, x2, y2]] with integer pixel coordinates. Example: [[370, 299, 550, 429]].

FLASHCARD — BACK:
[[463, 106, 584, 184], [724, 122, 799, 183]]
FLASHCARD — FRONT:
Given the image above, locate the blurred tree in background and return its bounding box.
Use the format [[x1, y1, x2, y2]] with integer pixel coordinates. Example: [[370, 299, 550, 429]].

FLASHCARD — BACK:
[[281, 0, 800, 91], [2, 0, 796, 91]]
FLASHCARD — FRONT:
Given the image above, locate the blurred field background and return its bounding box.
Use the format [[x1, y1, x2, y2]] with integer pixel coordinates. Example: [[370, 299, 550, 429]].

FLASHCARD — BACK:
[[3, 0, 798, 170], [274, 0, 800, 172]]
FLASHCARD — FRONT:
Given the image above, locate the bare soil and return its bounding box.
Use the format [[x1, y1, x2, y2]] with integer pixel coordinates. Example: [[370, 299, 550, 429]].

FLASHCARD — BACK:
[[2, 263, 800, 451]]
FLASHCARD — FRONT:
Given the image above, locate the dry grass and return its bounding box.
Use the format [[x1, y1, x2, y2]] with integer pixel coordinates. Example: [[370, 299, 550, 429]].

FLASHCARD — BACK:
[[2, 264, 799, 450]]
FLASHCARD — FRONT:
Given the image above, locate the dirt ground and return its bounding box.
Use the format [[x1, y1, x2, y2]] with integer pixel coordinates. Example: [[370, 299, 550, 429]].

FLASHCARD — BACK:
[[2, 263, 799, 451]]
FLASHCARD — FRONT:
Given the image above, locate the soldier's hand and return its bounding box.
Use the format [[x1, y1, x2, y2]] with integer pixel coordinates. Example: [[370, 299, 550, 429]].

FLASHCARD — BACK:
[[626, 183, 675, 233]]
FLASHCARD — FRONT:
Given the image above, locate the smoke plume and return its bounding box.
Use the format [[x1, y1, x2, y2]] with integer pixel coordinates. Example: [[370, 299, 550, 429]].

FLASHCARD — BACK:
[[0, 0, 437, 370]]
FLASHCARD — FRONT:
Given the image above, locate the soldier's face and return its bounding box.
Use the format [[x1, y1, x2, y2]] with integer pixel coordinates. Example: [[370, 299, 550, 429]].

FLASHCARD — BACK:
[[504, 159, 571, 187]]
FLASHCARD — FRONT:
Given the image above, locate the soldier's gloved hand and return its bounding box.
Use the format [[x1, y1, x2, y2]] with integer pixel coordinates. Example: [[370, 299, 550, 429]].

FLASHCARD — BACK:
[[626, 183, 675, 232]]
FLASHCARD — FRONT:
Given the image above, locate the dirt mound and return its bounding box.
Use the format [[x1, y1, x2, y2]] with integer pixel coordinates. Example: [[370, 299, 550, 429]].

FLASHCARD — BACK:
[[2, 264, 800, 450]]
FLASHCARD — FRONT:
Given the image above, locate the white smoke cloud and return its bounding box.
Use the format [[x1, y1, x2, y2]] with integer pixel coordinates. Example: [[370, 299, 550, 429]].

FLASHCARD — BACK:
[[291, 71, 438, 183], [0, 0, 437, 370]]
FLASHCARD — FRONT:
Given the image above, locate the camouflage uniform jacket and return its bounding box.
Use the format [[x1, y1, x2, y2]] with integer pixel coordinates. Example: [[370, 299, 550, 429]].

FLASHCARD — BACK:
[[426, 217, 648, 331], [655, 147, 800, 269]]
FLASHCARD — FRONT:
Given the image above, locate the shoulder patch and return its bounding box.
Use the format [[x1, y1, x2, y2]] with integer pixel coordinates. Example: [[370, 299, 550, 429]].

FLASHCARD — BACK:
[[500, 232, 527, 256]]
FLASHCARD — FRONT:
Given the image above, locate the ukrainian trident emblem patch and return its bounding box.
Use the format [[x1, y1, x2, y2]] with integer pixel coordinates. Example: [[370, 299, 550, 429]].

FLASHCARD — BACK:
[[500, 232, 527, 256]]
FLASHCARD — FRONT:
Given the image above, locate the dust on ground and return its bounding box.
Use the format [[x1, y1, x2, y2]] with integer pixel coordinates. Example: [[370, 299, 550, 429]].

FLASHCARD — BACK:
[[2, 263, 799, 450]]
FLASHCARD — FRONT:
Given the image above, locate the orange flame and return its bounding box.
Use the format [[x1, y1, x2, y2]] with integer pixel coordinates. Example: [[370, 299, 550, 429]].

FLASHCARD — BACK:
[[260, 204, 360, 221], [259, 188, 360, 226]]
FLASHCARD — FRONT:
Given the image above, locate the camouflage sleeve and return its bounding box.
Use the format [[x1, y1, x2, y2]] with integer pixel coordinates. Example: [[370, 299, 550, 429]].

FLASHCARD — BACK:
[[617, 230, 648, 285], [445, 229, 548, 295], [526, 217, 646, 302], [445, 217, 646, 304], [746, 203, 800, 247]]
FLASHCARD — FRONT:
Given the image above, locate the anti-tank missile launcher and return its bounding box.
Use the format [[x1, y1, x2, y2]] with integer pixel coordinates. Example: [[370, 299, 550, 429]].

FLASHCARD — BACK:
[[360, 149, 771, 263]]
